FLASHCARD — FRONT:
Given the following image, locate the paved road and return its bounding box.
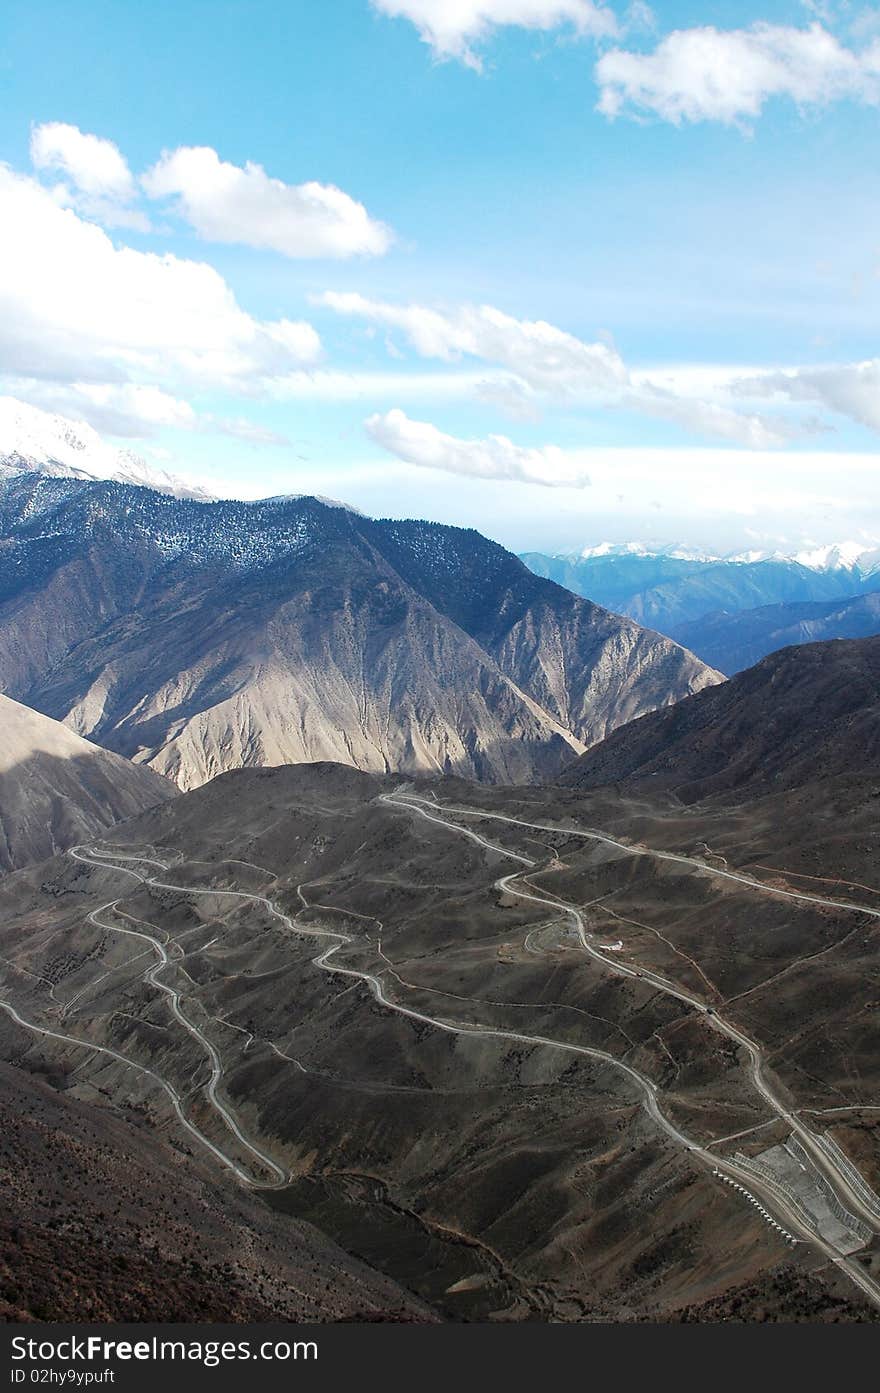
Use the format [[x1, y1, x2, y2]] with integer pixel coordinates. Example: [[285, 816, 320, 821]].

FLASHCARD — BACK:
[[16, 846, 288, 1188], [383, 790, 880, 1311], [4, 827, 878, 1310], [390, 792, 880, 919], [0, 996, 261, 1185], [384, 790, 880, 1227]]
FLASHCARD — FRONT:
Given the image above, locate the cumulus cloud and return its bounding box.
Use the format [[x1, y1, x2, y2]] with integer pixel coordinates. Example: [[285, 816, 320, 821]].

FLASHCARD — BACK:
[[0, 164, 321, 406], [371, 0, 617, 68], [31, 122, 134, 200], [142, 145, 392, 258], [734, 359, 880, 432], [595, 21, 880, 124], [30, 121, 148, 230], [317, 291, 628, 397], [366, 407, 590, 486]]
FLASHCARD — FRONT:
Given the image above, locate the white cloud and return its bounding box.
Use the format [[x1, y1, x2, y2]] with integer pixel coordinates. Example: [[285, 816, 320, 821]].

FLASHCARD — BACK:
[[317, 291, 628, 397], [212, 416, 291, 447], [366, 407, 591, 486], [371, 0, 616, 68], [31, 122, 134, 200], [30, 121, 148, 230], [595, 22, 880, 124], [1, 379, 197, 437], [143, 145, 392, 258], [319, 291, 789, 445], [236, 445, 880, 554], [0, 164, 321, 404], [630, 385, 798, 448], [734, 359, 880, 431]]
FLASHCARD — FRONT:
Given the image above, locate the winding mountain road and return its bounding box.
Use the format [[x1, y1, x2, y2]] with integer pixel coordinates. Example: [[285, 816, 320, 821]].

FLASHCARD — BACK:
[[382, 790, 880, 1310], [2, 808, 879, 1312]]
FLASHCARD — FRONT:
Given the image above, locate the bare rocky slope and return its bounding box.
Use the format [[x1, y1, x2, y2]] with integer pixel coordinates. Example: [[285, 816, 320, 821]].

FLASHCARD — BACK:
[[559, 635, 880, 803], [0, 475, 720, 790], [0, 693, 174, 872]]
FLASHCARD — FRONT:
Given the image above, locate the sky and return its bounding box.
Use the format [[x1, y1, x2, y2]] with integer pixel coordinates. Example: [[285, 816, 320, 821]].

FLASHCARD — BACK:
[[1, 0, 880, 554]]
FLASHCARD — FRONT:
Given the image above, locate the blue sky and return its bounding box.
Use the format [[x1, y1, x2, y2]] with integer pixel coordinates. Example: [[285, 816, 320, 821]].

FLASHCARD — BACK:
[[1, 0, 880, 553]]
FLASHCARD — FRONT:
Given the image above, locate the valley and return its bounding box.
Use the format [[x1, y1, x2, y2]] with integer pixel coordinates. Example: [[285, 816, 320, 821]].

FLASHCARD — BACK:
[[2, 763, 878, 1320], [5, 0, 880, 1343]]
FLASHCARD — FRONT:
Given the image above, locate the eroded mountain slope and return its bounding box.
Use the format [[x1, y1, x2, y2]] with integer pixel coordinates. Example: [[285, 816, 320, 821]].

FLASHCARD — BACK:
[[0, 692, 174, 871], [560, 636, 880, 803], [0, 476, 719, 789]]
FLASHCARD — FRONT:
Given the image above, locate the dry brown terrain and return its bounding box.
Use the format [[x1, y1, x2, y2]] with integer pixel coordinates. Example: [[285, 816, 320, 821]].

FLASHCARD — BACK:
[[0, 478, 719, 790], [1, 760, 877, 1321], [0, 693, 174, 872], [0, 1060, 427, 1323], [561, 635, 880, 802]]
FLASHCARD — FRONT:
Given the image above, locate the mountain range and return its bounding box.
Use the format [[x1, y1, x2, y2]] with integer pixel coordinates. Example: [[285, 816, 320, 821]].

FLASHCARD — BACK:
[[673, 591, 880, 675], [521, 542, 880, 675], [3, 636, 879, 1320], [0, 474, 719, 791], [0, 395, 212, 500], [521, 543, 880, 632]]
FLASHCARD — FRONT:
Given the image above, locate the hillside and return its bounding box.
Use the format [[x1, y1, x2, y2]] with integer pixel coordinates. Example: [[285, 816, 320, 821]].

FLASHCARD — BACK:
[[673, 591, 880, 675], [1, 761, 876, 1320], [0, 1060, 426, 1322], [0, 693, 175, 871], [559, 636, 880, 803], [0, 476, 719, 790]]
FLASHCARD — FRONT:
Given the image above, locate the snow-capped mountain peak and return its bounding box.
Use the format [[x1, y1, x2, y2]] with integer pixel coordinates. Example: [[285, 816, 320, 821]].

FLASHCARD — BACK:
[[569, 538, 880, 575], [0, 396, 213, 501], [792, 542, 880, 574], [577, 541, 718, 563]]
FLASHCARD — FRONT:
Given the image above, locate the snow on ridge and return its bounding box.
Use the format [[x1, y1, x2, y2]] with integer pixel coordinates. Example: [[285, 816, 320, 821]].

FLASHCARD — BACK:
[[0, 396, 213, 501], [576, 541, 719, 563], [792, 541, 880, 573], [556, 538, 880, 573], [261, 493, 365, 515]]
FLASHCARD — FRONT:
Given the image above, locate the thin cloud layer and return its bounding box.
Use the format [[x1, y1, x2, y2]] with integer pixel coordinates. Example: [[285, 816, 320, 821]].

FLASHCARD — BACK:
[[596, 21, 880, 123], [735, 359, 880, 432], [371, 0, 617, 69], [321, 290, 787, 446], [318, 291, 628, 396], [366, 407, 591, 486]]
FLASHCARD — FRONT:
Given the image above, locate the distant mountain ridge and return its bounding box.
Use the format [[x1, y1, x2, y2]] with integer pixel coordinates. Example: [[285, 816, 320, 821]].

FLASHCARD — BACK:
[[673, 591, 880, 675], [0, 475, 720, 790], [0, 396, 212, 500], [521, 542, 880, 637]]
